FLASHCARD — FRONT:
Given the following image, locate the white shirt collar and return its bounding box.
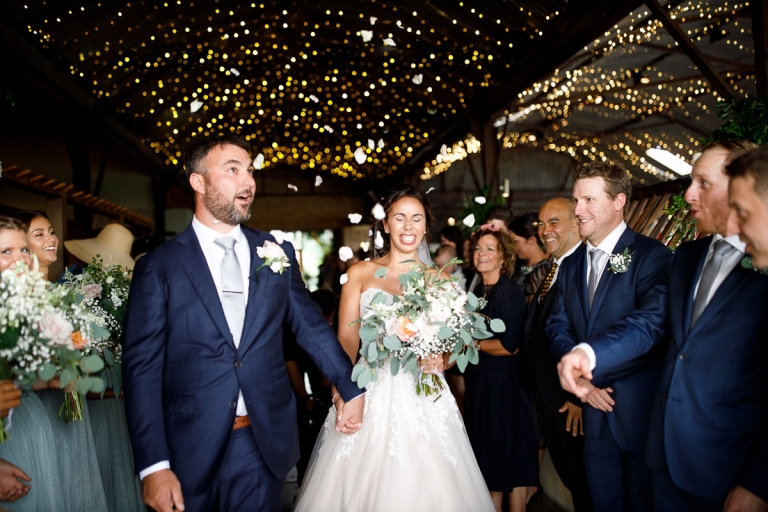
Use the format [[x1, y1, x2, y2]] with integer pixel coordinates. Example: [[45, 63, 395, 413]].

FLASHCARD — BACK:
[[586, 221, 627, 255], [554, 241, 582, 265], [712, 233, 746, 253], [191, 216, 246, 247]]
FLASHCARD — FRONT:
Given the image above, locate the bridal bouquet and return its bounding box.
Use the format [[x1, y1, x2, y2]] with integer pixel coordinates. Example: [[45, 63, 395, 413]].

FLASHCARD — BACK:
[[0, 262, 104, 431], [351, 259, 505, 397], [62, 257, 132, 396]]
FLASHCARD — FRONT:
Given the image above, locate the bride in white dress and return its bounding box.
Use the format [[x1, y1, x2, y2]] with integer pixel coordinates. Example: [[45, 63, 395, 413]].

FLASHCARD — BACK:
[[294, 184, 494, 511]]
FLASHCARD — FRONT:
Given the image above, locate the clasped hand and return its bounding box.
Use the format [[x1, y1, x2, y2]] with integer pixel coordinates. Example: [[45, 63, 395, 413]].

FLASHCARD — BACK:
[[418, 354, 447, 374], [333, 394, 364, 435], [557, 349, 615, 412]]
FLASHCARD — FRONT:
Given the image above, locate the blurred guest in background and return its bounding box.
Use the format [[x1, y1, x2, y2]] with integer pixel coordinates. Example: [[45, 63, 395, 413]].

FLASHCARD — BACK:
[[465, 227, 537, 512], [509, 212, 551, 304]]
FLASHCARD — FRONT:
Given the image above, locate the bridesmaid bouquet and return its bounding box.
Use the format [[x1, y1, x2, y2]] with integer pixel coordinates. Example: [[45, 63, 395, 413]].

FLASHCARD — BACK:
[[0, 262, 105, 432], [352, 260, 506, 398], [62, 257, 132, 396]]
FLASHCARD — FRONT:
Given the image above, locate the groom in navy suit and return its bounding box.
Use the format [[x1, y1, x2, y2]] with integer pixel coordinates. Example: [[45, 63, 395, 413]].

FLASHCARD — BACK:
[[559, 141, 768, 511], [123, 135, 364, 512], [546, 161, 670, 512]]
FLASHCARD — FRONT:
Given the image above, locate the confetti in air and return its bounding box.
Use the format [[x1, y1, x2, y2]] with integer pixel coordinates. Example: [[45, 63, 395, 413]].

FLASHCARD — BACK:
[[309, 95, 319, 103], [230, 68, 240, 76], [287, 184, 298, 192], [374, 231, 384, 249], [271, 230, 286, 245], [190, 100, 203, 113], [370, 16, 377, 25], [354, 147, 367, 165], [474, 196, 487, 205], [315, 175, 323, 187], [253, 154, 264, 170], [360, 30, 373, 43], [368, 139, 375, 150], [323, 125, 334, 133], [361, 242, 370, 252], [368, 230, 373, 237], [348, 213, 363, 224], [463, 214, 476, 227], [371, 203, 386, 220], [338, 246, 354, 262], [377, 139, 384, 148], [383, 38, 396, 47], [340, 274, 348, 285], [426, 187, 435, 194], [412, 74, 423, 85]]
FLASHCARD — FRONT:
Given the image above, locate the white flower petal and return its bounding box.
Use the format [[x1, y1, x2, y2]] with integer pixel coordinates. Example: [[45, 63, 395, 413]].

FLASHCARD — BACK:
[[368, 229, 373, 236], [354, 147, 367, 165], [339, 246, 354, 262], [370, 16, 377, 25], [463, 213, 475, 227], [360, 30, 373, 42], [315, 175, 323, 187], [377, 138, 384, 148], [230, 68, 240, 76], [310, 95, 319, 103], [323, 125, 333, 133], [348, 213, 363, 224], [253, 153, 264, 170], [383, 38, 396, 47], [474, 196, 487, 204], [371, 203, 386, 220], [270, 230, 286, 245], [374, 231, 384, 249], [340, 273, 349, 285], [412, 74, 423, 85], [287, 184, 298, 192], [441, 144, 448, 155], [426, 187, 435, 194], [360, 241, 370, 252], [190, 100, 203, 113], [368, 139, 375, 150]]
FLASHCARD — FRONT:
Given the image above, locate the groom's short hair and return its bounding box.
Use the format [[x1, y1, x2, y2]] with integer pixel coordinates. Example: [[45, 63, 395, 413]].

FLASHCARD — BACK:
[[183, 135, 251, 181], [574, 161, 632, 211]]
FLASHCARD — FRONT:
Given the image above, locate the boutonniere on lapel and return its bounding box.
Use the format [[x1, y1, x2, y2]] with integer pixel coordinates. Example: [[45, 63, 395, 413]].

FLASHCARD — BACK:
[[608, 248, 634, 274], [519, 266, 532, 276], [255, 241, 290, 274], [740, 256, 768, 276]]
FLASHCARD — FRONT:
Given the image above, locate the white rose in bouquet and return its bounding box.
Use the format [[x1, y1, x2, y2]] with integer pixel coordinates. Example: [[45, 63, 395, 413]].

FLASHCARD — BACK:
[[38, 310, 75, 350]]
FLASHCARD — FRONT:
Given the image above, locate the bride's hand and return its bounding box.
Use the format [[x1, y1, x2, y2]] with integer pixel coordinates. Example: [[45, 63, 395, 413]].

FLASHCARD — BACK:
[[419, 354, 446, 374]]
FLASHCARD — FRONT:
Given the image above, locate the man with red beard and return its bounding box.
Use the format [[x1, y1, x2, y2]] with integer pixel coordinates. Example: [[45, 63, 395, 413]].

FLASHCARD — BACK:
[[559, 140, 768, 512]]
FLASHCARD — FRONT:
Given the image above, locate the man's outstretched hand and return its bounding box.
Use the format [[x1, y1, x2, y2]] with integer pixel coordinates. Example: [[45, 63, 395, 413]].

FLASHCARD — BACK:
[[142, 469, 185, 512], [334, 395, 364, 435], [558, 348, 593, 398]]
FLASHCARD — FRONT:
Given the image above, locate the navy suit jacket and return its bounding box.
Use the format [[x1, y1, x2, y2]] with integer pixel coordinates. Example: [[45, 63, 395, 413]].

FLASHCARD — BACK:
[[122, 224, 361, 494], [586, 236, 768, 503], [546, 227, 670, 453]]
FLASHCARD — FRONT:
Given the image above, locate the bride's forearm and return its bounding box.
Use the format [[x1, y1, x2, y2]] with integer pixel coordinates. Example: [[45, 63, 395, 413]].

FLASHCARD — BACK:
[[475, 339, 515, 356]]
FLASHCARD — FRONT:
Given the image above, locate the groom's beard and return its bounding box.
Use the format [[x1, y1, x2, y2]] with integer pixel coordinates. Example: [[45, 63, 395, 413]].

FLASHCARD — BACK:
[[203, 177, 253, 225]]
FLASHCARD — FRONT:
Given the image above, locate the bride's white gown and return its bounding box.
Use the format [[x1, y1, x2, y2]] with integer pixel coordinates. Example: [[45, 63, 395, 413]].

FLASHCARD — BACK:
[[294, 288, 494, 511]]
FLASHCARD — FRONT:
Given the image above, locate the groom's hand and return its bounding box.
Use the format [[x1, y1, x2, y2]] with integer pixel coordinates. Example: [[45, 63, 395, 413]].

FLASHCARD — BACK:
[[335, 395, 364, 435], [558, 348, 592, 397], [142, 469, 185, 512]]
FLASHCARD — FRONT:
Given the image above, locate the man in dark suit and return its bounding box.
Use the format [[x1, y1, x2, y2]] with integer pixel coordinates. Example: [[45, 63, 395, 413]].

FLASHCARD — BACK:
[[560, 141, 767, 512], [524, 197, 592, 511], [122, 135, 364, 512], [546, 161, 671, 512]]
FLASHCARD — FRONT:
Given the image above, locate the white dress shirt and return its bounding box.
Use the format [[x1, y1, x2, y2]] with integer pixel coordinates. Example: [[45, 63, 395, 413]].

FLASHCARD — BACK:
[[574, 221, 627, 369], [140, 217, 252, 480]]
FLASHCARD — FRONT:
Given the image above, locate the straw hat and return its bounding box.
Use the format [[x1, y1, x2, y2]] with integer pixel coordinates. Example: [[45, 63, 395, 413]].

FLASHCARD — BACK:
[[64, 224, 135, 270]]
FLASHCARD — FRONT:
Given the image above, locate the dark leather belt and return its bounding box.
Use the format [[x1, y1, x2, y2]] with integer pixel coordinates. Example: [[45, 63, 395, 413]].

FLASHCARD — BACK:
[[233, 415, 251, 431]]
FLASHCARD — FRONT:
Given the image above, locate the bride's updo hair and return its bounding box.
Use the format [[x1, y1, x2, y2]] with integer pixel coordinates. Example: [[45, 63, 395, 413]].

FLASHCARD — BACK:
[[373, 184, 434, 257]]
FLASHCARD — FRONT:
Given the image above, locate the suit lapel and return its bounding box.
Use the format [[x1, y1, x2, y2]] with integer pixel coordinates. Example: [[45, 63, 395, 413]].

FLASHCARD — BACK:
[[687, 249, 751, 339], [240, 228, 267, 351], [587, 228, 635, 332], [571, 244, 590, 323], [173, 225, 235, 348], [681, 238, 710, 336]]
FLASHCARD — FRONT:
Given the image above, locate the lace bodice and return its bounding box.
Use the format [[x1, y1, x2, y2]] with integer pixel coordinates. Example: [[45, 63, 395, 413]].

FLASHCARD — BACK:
[[359, 287, 393, 316]]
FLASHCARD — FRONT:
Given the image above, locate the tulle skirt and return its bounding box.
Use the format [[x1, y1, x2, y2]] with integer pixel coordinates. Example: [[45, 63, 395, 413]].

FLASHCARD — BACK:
[[294, 369, 494, 511]]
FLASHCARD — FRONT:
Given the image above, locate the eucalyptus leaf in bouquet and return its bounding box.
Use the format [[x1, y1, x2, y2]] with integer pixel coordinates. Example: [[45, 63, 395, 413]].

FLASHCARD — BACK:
[[351, 259, 505, 398]]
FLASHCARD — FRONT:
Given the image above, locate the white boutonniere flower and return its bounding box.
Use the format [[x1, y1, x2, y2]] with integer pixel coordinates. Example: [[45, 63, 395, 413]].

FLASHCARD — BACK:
[[608, 248, 633, 274], [519, 266, 532, 276], [256, 241, 290, 274]]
